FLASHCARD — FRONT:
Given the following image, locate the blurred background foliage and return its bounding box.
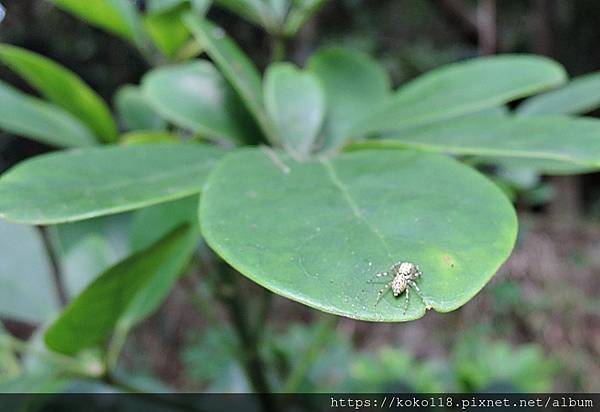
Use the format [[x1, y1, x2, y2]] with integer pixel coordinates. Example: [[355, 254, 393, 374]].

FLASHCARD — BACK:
[[1, 0, 599, 394]]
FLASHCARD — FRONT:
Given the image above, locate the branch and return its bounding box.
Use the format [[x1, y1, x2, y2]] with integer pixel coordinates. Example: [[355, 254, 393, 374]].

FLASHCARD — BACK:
[[38, 226, 68, 307]]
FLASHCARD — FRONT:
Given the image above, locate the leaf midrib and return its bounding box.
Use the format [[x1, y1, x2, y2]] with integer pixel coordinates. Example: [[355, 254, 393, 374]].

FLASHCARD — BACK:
[[320, 158, 394, 261]]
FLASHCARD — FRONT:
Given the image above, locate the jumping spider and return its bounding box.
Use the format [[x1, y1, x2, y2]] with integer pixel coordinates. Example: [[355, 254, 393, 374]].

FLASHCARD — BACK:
[[369, 261, 424, 314]]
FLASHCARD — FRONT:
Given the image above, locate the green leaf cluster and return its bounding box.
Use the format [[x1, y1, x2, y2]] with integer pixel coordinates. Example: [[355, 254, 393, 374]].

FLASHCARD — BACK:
[[1, 4, 600, 384]]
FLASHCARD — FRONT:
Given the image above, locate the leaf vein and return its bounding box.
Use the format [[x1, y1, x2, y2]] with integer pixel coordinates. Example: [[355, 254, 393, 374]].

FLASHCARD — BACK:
[[320, 159, 394, 261]]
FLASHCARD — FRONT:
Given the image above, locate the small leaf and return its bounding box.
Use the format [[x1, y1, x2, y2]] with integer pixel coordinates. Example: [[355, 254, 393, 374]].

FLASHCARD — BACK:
[[517, 71, 600, 116], [353, 54, 567, 137], [264, 62, 325, 158], [0, 220, 60, 323], [45, 225, 194, 355], [0, 80, 96, 147], [352, 116, 600, 174], [50, 0, 143, 44], [307, 47, 390, 150], [184, 15, 277, 143], [0, 44, 118, 143], [200, 148, 517, 321], [0, 143, 225, 224], [114, 85, 167, 132], [142, 61, 259, 143], [143, 2, 191, 58]]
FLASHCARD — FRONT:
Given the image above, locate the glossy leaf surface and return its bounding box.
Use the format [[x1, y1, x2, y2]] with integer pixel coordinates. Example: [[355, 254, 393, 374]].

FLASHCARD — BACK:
[[264, 62, 325, 157], [307, 47, 390, 150], [200, 148, 517, 321], [352, 116, 600, 174], [142, 61, 257, 142], [353, 55, 566, 137], [0, 143, 225, 224]]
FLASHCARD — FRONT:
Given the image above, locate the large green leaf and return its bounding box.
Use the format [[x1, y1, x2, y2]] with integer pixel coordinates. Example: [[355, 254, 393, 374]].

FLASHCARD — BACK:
[[0, 44, 117, 143], [0, 80, 96, 147], [142, 61, 258, 143], [0, 143, 225, 224], [44, 225, 193, 355], [200, 148, 517, 321], [114, 85, 166, 132], [50, 0, 142, 43], [351, 116, 600, 174], [517, 71, 600, 116], [184, 15, 276, 143], [264, 62, 325, 158], [0, 220, 60, 323], [307, 47, 390, 150], [352, 55, 567, 138]]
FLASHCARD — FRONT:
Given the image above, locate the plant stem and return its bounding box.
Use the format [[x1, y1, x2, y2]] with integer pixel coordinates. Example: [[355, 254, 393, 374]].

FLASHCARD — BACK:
[[194, 249, 274, 409], [105, 321, 130, 373], [282, 314, 338, 393], [216, 266, 275, 412], [271, 35, 286, 62], [184, 256, 221, 327], [38, 226, 68, 307]]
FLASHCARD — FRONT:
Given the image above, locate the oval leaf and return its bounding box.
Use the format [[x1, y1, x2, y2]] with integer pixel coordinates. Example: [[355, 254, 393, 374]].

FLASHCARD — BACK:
[[0, 143, 225, 224], [352, 116, 600, 174], [114, 85, 166, 132], [45, 224, 193, 355], [264, 62, 325, 158], [200, 148, 517, 321], [307, 47, 390, 150], [517, 71, 600, 116], [184, 15, 277, 143], [0, 44, 118, 143], [353, 54, 567, 137], [0, 80, 96, 147], [142, 61, 258, 143]]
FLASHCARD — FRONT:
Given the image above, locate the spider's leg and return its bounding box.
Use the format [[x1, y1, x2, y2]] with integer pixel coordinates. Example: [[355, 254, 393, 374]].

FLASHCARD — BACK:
[[408, 280, 426, 302], [403, 287, 410, 315], [375, 283, 390, 306]]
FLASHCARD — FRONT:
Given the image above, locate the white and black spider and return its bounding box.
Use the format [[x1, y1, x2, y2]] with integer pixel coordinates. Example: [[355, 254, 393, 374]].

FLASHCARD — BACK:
[[369, 261, 425, 314]]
